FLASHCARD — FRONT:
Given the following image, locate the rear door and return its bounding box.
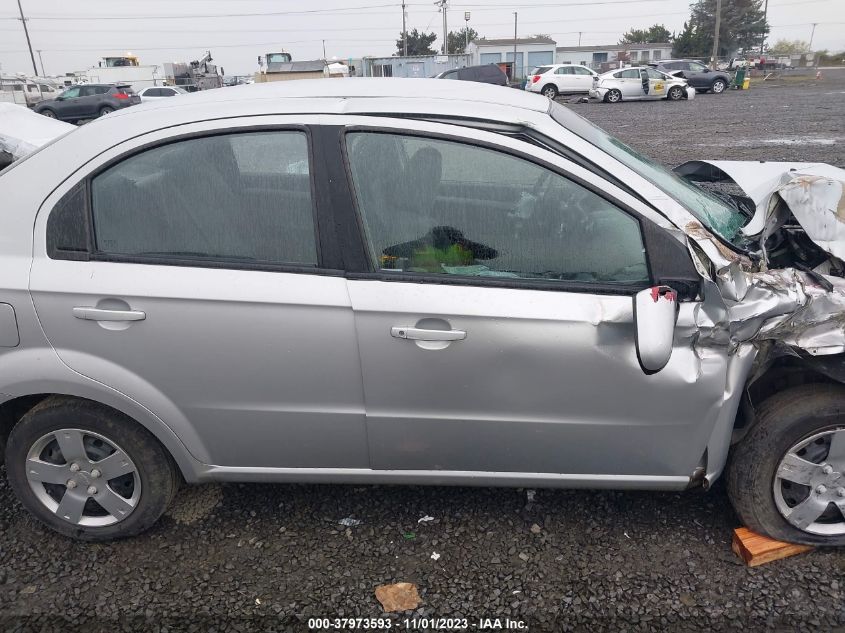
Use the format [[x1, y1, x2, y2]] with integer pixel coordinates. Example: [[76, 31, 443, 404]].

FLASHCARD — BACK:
[[30, 117, 368, 469], [333, 119, 718, 479], [554, 66, 575, 91], [616, 69, 644, 98]]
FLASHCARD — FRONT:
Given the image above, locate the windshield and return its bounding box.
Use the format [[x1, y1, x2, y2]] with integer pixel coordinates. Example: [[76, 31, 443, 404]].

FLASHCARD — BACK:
[[549, 101, 747, 244]]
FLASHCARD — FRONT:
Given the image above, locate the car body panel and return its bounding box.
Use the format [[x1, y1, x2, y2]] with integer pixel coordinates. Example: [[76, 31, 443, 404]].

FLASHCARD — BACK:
[[525, 64, 597, 95], [654, 60, 730, 91], [589, 67, 690, 102], [3, 79, 845, 492]]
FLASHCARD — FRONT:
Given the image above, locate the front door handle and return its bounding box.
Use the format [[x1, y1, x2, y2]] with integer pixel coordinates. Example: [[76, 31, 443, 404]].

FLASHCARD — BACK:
[[391, 326, 466, 341], [73, 306, 146, 322]]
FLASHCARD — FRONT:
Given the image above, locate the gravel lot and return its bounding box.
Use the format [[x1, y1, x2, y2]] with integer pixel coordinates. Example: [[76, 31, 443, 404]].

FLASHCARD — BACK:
[[2, 73, 845, 633]]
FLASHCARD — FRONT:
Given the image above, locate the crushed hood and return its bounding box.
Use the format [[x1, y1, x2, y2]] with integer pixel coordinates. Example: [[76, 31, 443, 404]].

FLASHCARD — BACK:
[[0, 103, 74, 164], [674, 160, 845, 259]]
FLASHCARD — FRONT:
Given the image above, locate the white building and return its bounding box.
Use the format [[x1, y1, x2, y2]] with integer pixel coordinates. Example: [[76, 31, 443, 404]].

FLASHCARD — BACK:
[[467, 36, 556, 80], [555, 42, 674, 70]]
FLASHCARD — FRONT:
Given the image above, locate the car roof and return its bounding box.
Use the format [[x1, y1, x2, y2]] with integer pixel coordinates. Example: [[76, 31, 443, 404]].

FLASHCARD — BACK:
[[108, 78, 551, 118]]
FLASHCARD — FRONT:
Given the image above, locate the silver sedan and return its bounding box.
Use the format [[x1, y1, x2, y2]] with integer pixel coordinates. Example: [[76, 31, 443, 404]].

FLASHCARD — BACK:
[[1, 79, 845, 545], [589, 66, 693, 102]]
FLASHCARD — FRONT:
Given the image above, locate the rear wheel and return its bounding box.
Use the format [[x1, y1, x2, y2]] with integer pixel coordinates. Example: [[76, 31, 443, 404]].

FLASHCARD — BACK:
[[5, 397, 179, 541], [667, 86, 685, 101], [711, 78, 727, 93], [99, 106, 114, 116], [727, 384, 845, 546], [604, 89, 622, 103], [541, 84, 558, 99]]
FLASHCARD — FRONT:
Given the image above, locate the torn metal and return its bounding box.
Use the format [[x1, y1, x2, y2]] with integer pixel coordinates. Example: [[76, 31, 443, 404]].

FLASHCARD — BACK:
[[672, 161, 845, 482]]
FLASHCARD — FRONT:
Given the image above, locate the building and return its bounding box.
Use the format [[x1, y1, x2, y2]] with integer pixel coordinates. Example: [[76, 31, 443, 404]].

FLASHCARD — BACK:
[[467, 36, 556, 80], [361, 54, 471, 78], [555, 42, 674, 70], [254, 60, 328, 83]]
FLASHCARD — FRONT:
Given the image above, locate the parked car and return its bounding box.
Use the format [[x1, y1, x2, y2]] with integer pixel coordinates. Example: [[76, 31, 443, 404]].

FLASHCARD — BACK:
[[137, 86, 188, 102], [651, 59, 731, 94], [525, 64, 598, 99], [433, 64, 508, 86], [589, 66, 692, 102], [2, 78, 845, 545], [33, 84, 141, 122]]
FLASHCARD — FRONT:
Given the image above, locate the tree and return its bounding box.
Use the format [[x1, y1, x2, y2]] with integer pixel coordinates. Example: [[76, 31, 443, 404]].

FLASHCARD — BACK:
[[672, 21, 708, 57], [620, 24, 672, 45], [395, 29, 438, 56], [672, 0, 768, 58], [768, 39, 810, 55], [447, 27, 479, 54]]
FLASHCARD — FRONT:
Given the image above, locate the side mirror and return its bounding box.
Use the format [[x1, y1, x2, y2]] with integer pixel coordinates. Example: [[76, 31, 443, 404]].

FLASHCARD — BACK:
[[634, 286, 678, 374], [703, 67, 711, 73], [55, 95, 64, 101]]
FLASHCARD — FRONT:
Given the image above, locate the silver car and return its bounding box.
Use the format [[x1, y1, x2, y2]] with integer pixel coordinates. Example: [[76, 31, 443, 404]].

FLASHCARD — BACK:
[[589, 66, 692, 102], [2, 79, 845, 545]]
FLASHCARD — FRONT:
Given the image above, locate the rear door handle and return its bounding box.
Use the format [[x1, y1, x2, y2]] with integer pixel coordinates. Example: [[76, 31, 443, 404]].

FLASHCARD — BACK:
[[391, 326, 466, 341], [72, 307, 146, 322]]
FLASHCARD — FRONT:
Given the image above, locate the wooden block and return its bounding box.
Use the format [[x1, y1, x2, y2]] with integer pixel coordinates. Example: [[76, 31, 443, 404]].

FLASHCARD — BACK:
[[732, 527, 814, 567]]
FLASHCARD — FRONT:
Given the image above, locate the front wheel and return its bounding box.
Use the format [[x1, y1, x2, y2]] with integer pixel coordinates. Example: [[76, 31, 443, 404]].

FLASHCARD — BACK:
[[603, 89, 622, 103], [39, 109, 56, 118], [727, 384, 845, 546], [5, 397, 179, 541], [667, 86, 685, 101], [541, 84, 558, 99], [711, 78, 727, 93]]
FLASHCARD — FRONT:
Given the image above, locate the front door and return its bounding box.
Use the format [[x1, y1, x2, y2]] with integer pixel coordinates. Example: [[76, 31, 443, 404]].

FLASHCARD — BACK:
[[339, 124, 722, 478], [55, 86, 84, 118], [30, 122, 368, 469]]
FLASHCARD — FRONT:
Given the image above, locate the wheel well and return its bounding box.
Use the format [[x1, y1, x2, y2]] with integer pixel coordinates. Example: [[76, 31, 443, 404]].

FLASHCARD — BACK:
[[733, 354, 844, 442], [0, 394, 181, 474], [0, 394, 51, 464], [541, 83, 557, 92]]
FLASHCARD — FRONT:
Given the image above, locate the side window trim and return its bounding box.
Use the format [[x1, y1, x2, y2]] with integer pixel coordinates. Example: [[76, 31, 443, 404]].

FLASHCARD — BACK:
[[47, 124, 344, 276], [336, 125, 688, 297]]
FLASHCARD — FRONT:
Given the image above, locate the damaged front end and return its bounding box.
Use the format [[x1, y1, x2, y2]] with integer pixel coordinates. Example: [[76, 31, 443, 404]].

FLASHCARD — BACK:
[[674, 160, 845, 483]]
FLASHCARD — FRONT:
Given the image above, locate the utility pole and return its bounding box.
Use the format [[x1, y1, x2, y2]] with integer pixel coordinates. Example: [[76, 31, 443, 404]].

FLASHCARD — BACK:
[[402, 0, 408, 56], [464, 11, 470, 52], [809, 22, 818, 51], [435, 0, 448, 55], [16, 0, 39, 77], [36, 49, 45, 75], [578, 31, 582, 47], [322, 39, 327, 60], [513, 12, 518, 82], [759, 0, 769, 54], [711, 0, 722, 70]]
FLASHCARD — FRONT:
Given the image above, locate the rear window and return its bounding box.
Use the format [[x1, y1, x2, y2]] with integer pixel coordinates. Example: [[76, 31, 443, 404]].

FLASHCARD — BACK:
[[114, 86, 136, 95], [532, 66, 553, 75]]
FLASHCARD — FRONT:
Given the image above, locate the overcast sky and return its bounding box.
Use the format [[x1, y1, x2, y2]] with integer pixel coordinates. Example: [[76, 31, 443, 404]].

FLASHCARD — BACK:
[[1, 0, 843, 77]]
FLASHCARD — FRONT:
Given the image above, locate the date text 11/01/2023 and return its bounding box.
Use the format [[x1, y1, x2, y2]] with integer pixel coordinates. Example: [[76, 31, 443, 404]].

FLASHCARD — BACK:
[[307, 617, 528, 630]]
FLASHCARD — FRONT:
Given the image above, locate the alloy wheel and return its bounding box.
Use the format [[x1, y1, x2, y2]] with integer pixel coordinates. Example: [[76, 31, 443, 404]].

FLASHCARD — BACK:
[[25, 428, 141, 527], [41, 110, 56, 118], [542, 86, 557, 99], [773, 427, 845, 536], [712, 80, 726, 93]]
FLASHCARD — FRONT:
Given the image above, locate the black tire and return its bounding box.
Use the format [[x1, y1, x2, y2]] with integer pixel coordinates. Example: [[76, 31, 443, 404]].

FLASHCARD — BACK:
[[727, 384, 845, 546], [540, 84, 558, 99], [5, 396, 179, 541], [711, 78, 727, 94], [667, 86, 685, 101], [603, 89, 622, 103], [99, 106, 114, 117], [39, 109, 57, 118]]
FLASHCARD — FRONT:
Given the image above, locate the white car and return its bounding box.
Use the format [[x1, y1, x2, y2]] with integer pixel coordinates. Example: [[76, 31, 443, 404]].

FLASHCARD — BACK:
[[525, 64, 598, 99], [589, 67, 693, 103], [137, 86, 188, 102]]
